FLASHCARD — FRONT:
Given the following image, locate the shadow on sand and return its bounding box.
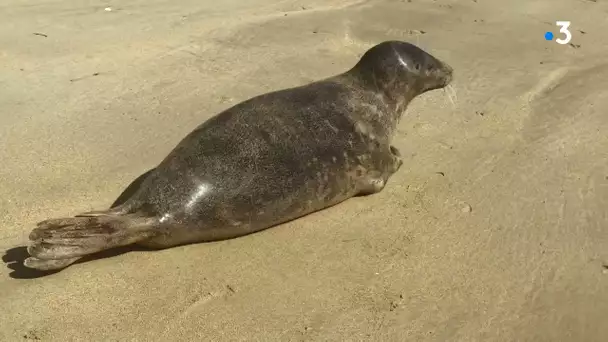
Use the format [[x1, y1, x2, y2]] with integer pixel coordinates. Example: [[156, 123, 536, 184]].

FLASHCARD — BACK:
[[3, 168, 156, 279]]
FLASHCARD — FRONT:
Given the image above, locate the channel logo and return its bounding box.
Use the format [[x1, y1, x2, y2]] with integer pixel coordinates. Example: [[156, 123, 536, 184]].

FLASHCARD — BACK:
[[544, 21, 572, 45]]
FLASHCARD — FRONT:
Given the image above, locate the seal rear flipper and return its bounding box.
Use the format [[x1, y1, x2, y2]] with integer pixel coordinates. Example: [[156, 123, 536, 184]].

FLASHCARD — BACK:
[[24, 213, 158, 271]]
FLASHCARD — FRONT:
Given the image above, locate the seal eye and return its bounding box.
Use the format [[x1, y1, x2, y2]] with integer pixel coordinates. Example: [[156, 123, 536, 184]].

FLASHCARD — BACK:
[[414, 63, 421, 70]]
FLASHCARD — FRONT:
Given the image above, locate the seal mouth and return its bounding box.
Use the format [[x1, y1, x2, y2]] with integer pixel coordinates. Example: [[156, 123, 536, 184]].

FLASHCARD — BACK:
[[424, 62, 453, 92]]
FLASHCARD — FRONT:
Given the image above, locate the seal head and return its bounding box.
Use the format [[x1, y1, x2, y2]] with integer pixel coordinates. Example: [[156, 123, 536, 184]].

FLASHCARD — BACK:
[[349, 41, 453, 105]]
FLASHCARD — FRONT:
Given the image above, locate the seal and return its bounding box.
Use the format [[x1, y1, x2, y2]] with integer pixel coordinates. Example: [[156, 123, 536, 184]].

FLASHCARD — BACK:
[[24, 40, 453, 270]]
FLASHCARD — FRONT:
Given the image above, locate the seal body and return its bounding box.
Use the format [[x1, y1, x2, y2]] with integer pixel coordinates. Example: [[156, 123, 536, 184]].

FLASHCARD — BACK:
[[25, 41, 453, 270]]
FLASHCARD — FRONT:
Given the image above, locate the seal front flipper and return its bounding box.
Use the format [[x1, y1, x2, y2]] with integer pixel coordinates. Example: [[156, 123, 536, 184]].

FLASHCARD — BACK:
[[357, 173, 389, 196], [24, 212, 158, 271], [356, 146, 403, 196]]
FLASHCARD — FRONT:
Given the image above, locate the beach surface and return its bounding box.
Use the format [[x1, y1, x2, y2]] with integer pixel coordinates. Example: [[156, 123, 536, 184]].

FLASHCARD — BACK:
[[1, 0, 608, 340]]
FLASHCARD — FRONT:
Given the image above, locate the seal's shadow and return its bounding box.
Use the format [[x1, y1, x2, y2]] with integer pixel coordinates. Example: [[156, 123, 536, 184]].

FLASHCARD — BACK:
[[3, 168, 156, 279]]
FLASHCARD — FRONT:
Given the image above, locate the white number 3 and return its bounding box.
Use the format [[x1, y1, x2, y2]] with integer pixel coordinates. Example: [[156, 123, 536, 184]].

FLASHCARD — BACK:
[[555, 21, 572, 45]]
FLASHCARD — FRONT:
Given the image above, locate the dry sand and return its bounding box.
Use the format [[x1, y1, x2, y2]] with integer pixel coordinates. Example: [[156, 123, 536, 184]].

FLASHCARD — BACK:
[[1, 0, 608, 341]]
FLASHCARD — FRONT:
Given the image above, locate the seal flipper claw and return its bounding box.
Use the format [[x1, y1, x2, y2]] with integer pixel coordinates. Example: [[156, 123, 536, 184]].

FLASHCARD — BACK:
[[389, 145, 403, 172], [77, 203, 132, 217], [25, 213, 158, 270], [24, 256, 80, 271], [76, 210, 114, 217]]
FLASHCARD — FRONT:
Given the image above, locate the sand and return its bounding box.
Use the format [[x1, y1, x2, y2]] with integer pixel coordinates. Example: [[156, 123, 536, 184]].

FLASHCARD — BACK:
[[1, 0, 607, 340]]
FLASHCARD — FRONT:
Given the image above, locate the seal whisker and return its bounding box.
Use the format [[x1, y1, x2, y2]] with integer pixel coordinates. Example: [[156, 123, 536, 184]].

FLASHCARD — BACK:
[[443, 84, 458, 108]]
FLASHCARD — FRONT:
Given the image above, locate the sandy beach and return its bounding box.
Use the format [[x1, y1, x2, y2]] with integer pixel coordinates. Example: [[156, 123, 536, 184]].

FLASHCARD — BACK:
[[1, 0, 608, 340]]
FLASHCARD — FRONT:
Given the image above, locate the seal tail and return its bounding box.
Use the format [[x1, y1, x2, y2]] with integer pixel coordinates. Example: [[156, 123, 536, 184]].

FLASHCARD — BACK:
[[24, 211, 158, 271]]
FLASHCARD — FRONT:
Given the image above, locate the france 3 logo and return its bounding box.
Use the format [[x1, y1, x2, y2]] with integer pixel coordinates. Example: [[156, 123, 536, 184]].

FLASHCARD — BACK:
[[544, 21, 572, 45]]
